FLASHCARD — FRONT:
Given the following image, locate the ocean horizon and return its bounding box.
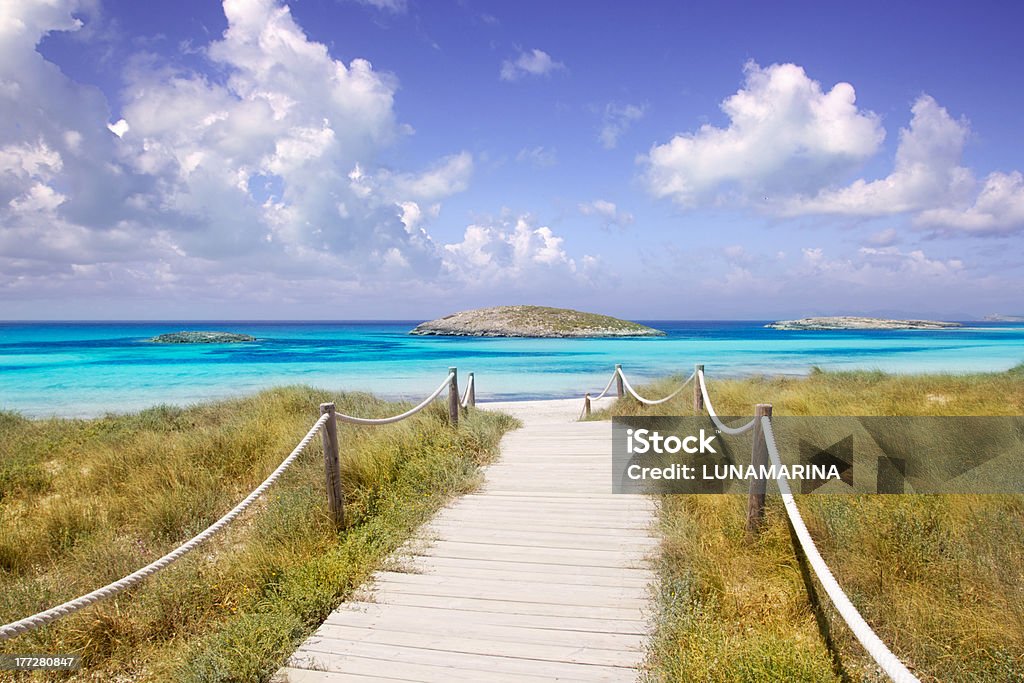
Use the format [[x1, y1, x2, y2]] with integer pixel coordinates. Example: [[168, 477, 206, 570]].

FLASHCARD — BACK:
[[2, 319, 1023, 419]]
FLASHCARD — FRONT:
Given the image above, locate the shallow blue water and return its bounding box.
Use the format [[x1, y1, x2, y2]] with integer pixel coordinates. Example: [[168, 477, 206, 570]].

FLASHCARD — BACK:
[[1, 321, 1022, 418]]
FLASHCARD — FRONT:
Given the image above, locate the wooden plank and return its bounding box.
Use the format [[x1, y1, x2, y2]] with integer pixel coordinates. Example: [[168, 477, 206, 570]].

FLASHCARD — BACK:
[[330, 602, 652, 635], [393, 560, 655, 587], [319, 611, 648, 650], [368, 591, 647, 621], [291, 641, 638, 682], [280, 659, 568, 683], [420, 526, 658, 551], [417, 540, 652, 568], [430, 514, 653, 531], [398, 555, 657, 581], [425, 520, 654, 536], [372, 570, 649, 593], [275, 667, 431, 683], [369, 575, 650, 607], [307, 625, 642, 667]]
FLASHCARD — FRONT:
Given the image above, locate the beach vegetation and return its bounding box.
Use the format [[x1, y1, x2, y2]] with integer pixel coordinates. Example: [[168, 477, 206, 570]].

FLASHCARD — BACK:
[[0, 387, 517, 681], [595, 366, 1024, 682]]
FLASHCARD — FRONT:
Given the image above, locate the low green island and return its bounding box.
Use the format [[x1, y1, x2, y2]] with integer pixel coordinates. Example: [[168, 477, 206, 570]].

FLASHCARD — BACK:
[[147, 331, 256, 344], [409, 305, 665, 338]]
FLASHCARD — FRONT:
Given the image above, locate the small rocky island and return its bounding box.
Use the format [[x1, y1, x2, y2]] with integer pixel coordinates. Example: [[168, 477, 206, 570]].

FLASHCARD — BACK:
[[766, 317, 961, 331], [410, 306, 665, 338], [985, 314, 1024, 322], [147, 331, 256, 343]]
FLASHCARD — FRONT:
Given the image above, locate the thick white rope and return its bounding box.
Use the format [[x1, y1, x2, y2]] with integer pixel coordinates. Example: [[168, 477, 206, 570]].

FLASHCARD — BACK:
[[577, 370, 614, 419], [334, 373, 453, 425], [459, 374, 474, 409], [0, 412, 331, 641], [761, 417, 920, 683], [697, 369, 757, 435], [618, 368, 695, 406], [591, 371, 619, 401]]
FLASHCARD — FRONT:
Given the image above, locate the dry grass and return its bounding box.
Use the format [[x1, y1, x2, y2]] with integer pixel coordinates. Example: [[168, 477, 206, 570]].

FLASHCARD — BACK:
[[0, 387, 517, 681], [602, 365, 1024, 682]]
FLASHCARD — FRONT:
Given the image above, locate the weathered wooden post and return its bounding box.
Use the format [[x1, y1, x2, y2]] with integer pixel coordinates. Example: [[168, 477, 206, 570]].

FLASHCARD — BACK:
[[467, 372, 476, 409], [583, 392, 592, 418], [319, 402, 344, 529], [694, 363, 705, 414], [448, 367, 459, 427], [746, 403, 773, 534], [615, 364, 624, 398]]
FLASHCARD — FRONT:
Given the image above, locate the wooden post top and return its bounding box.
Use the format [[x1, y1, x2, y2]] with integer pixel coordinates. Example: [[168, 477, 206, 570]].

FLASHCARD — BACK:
[[320, 402, 335, 414]]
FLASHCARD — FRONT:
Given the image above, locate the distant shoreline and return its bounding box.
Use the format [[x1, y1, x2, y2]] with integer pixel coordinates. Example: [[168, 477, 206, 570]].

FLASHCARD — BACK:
[[3, 318, 1023, 325], [10, 364, 1022, 422]]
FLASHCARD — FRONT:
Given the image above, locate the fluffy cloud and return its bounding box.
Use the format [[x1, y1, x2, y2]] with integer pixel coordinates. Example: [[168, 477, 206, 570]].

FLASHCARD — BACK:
[[0, 0, 498, 303], [643, 62, 884, 206], [780, 95, 1024, 236], [599, 102, 645, 149], [0, 0, 139, 234], [916, 170, 1024, 235], [780, 96, 973, 216], [499, 49, 565, 81], [442, 216, 587, 287], [381, 152, 474, 202], [114, 0, 422, 260], [800, 245, 963, 283], [578, 199, 634, 230]]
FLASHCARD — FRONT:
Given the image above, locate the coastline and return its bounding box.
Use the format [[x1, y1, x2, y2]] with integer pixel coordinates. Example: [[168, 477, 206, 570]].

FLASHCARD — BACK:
[[2, 320, 1024, 419], [5, 361, 1022, 421]]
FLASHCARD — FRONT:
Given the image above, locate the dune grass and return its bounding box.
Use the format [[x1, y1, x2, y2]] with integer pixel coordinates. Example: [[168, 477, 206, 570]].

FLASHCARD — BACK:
[[595, 365, 1024, 683], [0, 387, 517, 682]]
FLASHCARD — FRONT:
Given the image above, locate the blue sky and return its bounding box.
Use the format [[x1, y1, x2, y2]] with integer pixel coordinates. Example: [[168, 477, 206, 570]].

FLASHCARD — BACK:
[[2, 0, 1023, 320]]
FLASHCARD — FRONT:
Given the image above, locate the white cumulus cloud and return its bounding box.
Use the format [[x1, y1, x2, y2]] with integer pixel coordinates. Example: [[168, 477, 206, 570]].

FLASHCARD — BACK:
[[916, 170, 1024, 235], [0, 0, 515, 312], [780, 95, 973, 216], [643, 61, 884, 206], [442, 216, 586, 287]]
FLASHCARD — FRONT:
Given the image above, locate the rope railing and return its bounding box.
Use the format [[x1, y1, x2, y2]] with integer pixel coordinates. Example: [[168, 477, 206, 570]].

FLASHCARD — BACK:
[[697, 368, 757, 435], [697, 366, 920, 683], [761, 417, 920, 683], [618, 367, 695, 406], [0, 369, 468, 642], [591, 370, 619, 401], [0, 412, 330, 641], [334, 373, 454, 425], [459, 372, 475, 409], [578, 369, 620, 420]]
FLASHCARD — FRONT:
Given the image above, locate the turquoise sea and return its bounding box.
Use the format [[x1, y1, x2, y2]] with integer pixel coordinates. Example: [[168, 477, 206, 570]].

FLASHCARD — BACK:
[[1, 321, 1023, 418]]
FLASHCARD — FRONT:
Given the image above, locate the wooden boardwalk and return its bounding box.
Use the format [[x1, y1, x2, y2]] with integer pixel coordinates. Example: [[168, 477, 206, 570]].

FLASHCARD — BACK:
[[277, 397, 658, 683]]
